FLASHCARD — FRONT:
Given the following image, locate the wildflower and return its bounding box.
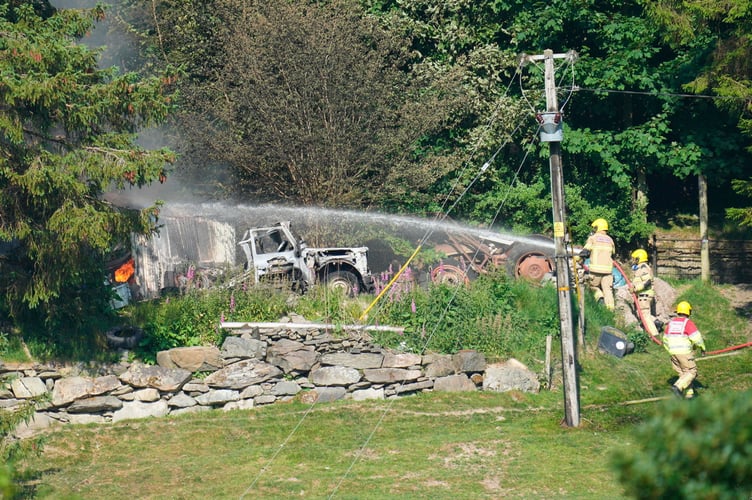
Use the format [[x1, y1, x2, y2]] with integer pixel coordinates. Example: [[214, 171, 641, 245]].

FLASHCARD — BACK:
[[220, 312, 225, 323], [411, 299, 416, 314], [230, 293, 236, 313], [186, 265, 195, 280]]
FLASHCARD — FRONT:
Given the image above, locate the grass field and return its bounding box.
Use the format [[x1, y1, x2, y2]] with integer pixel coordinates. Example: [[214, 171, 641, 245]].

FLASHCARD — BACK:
[[11, 280, 752, 499], [15, 335, 752, 499]]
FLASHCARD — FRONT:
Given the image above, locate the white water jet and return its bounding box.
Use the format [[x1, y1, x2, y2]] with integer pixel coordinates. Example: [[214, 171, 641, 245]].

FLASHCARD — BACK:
[[127, 201, 561, 298]]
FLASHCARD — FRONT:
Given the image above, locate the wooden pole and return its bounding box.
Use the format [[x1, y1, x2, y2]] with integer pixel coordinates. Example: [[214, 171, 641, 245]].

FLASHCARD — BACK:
[[523, 49, 580, 427]]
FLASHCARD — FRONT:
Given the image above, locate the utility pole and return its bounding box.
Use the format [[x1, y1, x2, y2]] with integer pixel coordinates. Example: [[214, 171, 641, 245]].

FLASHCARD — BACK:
[[522, 49, 580, 427]]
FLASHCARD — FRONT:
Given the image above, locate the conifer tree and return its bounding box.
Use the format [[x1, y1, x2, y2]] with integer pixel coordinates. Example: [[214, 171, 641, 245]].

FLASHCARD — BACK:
[[0, 1, 176, 339]]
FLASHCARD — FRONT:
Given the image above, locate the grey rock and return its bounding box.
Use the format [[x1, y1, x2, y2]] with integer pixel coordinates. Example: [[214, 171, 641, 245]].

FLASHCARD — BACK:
[[351, 387, 384, 401], [363, 368, 421, 384], [383, 352, 421, 368], [223, 399, 255, 411], [170, 405, 211, 416], [433, 374, 477, 392], [483, 359, 540, 394], [319, 352, 383, 369], [204, 359, 282, 389], [157, 346, 223, 372], [52, 375, 122, 406], [67, 396, 123, 413], [272, 380, 301, 396], [424, 355, 456, 378], [119, 364, 191, 392], [221, 336, 266, 360], [167, 392, 197, 408], [309, 366, 361, 386], [195, 389, 240, 406], [112, 400, 169, 423], [11, 377, 47, 399], [453, 350, 486, 373], [119, 388, 160, 402]]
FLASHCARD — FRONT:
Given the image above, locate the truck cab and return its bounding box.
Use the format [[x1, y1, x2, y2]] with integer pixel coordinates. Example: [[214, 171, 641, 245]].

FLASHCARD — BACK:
[[238, 221, 374, 295]]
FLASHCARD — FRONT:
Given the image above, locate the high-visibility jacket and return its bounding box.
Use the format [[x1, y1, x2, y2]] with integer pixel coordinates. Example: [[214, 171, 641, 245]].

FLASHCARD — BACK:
[[663, 316, 706, 355], [583, 231, 614, 274], [631, 263, 654, 297]]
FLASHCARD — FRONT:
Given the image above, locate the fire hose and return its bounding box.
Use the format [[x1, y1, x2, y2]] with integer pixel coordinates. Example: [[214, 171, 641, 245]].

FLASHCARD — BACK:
[[612, 259, 662, 346], [613, 259, 752, 355]]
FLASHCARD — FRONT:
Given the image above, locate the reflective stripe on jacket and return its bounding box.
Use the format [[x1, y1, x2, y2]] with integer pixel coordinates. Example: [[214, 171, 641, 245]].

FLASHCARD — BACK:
[[632, 263, 654, 297], [584, 232, 614, 274], [663, 317, 705, 355]]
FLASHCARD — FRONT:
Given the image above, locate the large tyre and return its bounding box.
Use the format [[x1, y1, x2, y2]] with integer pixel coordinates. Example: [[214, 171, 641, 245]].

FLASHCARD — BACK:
[[505, 243, 554, 282], [429, 259, 471, 286], [324, 270, 359, 296]]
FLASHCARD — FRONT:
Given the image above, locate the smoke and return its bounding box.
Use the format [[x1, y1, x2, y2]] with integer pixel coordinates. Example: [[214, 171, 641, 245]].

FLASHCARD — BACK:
[[50, 0, 205, 208]]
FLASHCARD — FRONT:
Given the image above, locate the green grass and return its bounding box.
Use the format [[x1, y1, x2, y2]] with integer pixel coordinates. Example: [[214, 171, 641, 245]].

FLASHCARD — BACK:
[[12, 279, 752, 499], [16, 339, 752, 499]]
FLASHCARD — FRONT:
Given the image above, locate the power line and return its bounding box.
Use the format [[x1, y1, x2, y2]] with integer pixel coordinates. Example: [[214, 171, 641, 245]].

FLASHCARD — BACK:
[[566, 86, 751, 102]]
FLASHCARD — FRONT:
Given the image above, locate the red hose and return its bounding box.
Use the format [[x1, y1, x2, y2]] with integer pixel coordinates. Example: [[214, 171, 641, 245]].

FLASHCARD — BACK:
[[613, 260, 752, 355], [706, 341, 752, 356], [612, 260, 662, 345]]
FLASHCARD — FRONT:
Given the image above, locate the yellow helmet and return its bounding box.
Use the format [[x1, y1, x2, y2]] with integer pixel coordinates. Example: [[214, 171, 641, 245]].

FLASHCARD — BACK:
[[591, 218, 609, 232], [631, 249, 648, 264], [676, 301, 692, 316]]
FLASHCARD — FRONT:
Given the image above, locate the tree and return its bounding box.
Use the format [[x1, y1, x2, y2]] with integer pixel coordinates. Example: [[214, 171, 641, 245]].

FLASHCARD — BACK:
[[0, 1, 175, 342], [643, 1, 752, 227], [137, 0, 470, 208]]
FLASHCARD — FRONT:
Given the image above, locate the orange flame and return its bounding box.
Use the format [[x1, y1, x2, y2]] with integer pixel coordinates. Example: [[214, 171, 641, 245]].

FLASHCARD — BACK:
[[114, 258, 135, 283]]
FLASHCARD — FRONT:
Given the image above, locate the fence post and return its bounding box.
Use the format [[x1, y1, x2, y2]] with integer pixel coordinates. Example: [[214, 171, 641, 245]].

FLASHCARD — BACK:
[[651, 234, 658, 277]]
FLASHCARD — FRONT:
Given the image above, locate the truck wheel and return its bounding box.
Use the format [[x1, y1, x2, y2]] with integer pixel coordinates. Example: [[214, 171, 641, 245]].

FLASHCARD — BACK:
[[430, 259, 471, 286], [324, 270, 359, 296], [505, 244, 554, 282]]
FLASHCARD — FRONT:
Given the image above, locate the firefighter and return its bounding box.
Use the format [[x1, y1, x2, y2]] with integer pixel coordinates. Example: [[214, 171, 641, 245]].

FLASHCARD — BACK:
[[579, 218, 615, 310], [628, 248, 660, 339], [663, 301, 706, 399]]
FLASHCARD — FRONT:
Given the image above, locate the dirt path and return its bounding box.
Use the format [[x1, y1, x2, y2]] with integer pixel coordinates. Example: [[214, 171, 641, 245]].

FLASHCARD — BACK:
[[718, 284, 752, 320]]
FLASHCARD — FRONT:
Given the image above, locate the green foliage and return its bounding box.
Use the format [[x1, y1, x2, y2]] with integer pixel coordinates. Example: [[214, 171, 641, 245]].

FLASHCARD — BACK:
[[293, 285, 363, 325], [371, 271, 560, 364], [727, 178, 752, 227], [0, 2, 176, 341], [0, 395, 45, 499], [133, 286, 290, 361], [612, 389, 752, 499]]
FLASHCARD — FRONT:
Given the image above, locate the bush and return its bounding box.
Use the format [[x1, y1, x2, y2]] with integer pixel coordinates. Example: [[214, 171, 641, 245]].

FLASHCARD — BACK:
[[134, 285, 291, 362], [611, 390, 752, 499], [370, 271, 560, 364], [0, 397, 45, 498]]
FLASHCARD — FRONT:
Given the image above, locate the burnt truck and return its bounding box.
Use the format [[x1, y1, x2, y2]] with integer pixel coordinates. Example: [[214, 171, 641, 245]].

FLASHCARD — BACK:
[[123, 218, 376, 300], [236, 221, 375, 295]]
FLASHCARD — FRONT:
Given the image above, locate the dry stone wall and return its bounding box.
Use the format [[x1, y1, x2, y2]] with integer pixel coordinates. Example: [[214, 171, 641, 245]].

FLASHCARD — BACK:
[[1, 319, 541, 438]]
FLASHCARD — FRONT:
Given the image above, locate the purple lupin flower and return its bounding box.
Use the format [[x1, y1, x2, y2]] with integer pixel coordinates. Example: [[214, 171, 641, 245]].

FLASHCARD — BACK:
[[411, 299, 416, 314]]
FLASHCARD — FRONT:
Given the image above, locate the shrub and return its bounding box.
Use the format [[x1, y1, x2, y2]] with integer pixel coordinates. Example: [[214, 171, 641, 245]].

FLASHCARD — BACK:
[[370, 271, 560, 364], [611, 390, 752, 499], [134, 285, 291, 362]]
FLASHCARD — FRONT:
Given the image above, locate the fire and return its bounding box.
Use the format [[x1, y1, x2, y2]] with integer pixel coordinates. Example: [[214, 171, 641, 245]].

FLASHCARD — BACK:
[[114, 258, 135, 283]]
